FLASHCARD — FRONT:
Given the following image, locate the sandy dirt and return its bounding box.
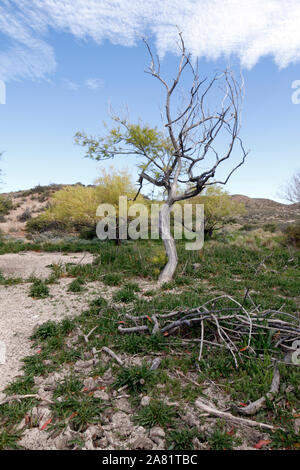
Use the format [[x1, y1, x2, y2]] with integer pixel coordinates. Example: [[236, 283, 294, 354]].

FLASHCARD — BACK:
[[0, 251, 94, 279], [0, 252, 157, 400], [0, 252, 97, 399]]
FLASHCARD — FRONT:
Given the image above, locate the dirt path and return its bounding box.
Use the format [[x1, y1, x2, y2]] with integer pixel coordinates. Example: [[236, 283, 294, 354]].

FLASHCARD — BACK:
[[0, 251, 94, 279], [0, 252, 97, 399]]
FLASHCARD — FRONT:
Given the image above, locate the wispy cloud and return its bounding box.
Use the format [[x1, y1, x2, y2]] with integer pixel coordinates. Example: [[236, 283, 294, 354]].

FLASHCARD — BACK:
[[63, 79, 80, 91], [1, 1, 300, 82], [85, 78, 104, 90]]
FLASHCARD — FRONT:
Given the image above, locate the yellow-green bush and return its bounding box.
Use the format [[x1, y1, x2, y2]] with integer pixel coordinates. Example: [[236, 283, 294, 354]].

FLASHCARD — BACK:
[[26, 168, 146, 235]]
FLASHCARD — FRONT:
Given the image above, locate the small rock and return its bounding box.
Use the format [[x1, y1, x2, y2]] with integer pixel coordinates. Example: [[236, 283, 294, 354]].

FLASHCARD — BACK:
[[149, 427, 165, 445], [55, 435, 69, 450], [83, 377, 96, 391], [109, 411, 132, 436], [128, 427, 154, 450], [182, 411, 201, 429], [294, 418, 300, 434], [83, 424, 104, 441], [94, 390, 110, 401], [97, 436, 108, 449], [83, 437, 94, 450], [115, 397, 132, 413], [156, 383, 165, 389], [152, 439, 165, 450], [140, 396, 151, 406], [19, 428, 55, 450], [193, 437, 207, 450], [74, 359, 97, 371]]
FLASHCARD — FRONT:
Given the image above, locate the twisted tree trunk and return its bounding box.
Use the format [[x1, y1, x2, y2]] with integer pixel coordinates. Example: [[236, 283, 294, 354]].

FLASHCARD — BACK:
[[158, 202, 178, 285]]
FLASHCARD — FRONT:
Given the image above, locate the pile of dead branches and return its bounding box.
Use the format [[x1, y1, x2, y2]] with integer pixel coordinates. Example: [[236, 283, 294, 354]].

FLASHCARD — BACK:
[[118, 295, 300, 367]]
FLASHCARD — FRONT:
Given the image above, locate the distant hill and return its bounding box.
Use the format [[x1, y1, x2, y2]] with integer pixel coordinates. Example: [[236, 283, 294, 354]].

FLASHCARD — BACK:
[[231, 194, 300, 224]]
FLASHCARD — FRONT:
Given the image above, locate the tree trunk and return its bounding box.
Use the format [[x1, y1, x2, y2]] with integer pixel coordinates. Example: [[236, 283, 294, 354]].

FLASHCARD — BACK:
[[158, 202, 178, 285]]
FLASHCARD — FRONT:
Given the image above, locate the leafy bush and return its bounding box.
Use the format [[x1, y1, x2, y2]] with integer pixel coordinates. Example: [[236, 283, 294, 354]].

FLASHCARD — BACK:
[[26, 168, 146, 235]]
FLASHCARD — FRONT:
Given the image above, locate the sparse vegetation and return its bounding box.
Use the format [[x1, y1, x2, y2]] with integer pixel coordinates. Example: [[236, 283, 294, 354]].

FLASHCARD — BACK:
[[0, 195, 13, 217], [0, 183, 299, 451]]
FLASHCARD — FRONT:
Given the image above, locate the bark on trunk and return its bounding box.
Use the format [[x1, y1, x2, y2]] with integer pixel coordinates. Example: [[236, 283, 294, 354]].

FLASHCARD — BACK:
[[158, 202, 178, 285]]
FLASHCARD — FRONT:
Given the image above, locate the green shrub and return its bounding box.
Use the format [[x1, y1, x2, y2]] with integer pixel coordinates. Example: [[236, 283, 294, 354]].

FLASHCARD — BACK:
[[78, 224, 97, 240], [26, 216, 69, 233], [283, 221, 300, 247]]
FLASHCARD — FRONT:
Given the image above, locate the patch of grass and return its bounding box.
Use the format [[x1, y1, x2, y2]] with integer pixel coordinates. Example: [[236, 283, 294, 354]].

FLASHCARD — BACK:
[[167, 427, 200, 450], [53, 374, 83, 399], [208, 427, 241, 450], [113, 286, 137, 303], [22, 354, 56, 376], [113, 364, 156, 394], [0, 430, 22, 450], [271, 427, 300, 450], [133, 400, 176, 429], [29, 279, 50, 299], [117, 332, 167, 354], [67, 277, 86, 293], [0, 272, 23, 286], [0, 398, 38, 427], [4, 375, 36, 396], [51, 395, 106, 432], [103, 273, 123, 286]]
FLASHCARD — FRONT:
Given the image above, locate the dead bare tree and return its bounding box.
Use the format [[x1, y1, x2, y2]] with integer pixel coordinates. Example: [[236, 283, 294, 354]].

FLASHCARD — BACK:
[[76, 33, 249, 284], [280, 170, 300, 203]]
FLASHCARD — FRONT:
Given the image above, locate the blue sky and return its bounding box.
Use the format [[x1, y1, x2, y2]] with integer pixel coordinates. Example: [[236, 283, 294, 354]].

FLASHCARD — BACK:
[[0, 1, 300, 201]]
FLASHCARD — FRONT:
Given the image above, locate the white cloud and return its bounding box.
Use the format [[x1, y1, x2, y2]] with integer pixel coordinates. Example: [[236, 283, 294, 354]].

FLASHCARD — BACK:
[[1, 0, 300, 82], [63, 79, 80, 90], [85, 78, 104, 90]]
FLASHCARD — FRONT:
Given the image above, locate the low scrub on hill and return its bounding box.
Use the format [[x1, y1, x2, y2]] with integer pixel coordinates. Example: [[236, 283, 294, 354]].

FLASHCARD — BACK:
[[0, 196, 13, 218]]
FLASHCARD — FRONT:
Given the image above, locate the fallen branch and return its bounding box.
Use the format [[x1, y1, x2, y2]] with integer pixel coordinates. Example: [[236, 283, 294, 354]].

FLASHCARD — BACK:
[[195, 398, 282, 431], [77, 326, 98, 344], [0, 394, 53, 406], [101, 347, 124, 366], [232, 365, 280, 416], [117, 296, 300, 366]]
